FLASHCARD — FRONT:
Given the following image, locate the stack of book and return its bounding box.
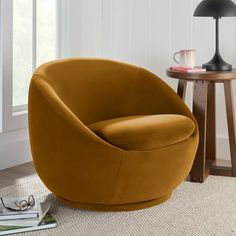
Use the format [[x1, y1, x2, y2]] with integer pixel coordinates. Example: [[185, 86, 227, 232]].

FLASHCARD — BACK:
[[0, 197, 56, 235], [170, 66, 206, 73]]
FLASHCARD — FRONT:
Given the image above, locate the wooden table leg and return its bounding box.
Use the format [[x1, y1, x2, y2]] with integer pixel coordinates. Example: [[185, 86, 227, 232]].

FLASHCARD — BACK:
[[206, 82, 216, 164], [190, 81, 208, 183], [177, 79, 187, 100], [224, 81, 236, 177]]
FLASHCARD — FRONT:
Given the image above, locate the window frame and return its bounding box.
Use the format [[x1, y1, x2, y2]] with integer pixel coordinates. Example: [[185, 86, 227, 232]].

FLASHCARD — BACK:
[[0, 0, 61, 132]]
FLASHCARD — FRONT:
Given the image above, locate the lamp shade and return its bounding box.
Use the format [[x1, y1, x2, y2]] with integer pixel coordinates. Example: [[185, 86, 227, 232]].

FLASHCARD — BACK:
[[194, 0, 236, 17]]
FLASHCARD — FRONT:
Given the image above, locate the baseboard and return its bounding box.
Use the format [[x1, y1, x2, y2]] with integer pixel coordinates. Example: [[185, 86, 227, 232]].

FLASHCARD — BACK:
[[0, 128, 32, 170], [216, 136, 230, 161]]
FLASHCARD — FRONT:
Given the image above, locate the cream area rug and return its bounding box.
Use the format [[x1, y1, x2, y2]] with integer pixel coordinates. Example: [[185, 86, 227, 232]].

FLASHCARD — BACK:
[[0, 175, 236, 236]]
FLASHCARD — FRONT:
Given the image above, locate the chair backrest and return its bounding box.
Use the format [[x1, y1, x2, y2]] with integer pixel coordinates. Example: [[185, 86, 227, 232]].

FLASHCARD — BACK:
[[33, 58, 173, 125]]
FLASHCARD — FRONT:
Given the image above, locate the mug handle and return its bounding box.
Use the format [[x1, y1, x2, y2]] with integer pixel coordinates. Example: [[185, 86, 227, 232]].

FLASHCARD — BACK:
[[173, 51, 180, 65]]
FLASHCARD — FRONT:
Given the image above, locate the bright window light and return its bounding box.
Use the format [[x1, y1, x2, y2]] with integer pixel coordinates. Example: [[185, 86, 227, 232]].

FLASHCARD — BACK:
[[13, 0, 57, 107], [37, 0, 57, 66]]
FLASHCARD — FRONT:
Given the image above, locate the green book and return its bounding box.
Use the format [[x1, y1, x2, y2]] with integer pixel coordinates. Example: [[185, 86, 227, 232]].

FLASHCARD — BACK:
[[0, 213, 56, 235]]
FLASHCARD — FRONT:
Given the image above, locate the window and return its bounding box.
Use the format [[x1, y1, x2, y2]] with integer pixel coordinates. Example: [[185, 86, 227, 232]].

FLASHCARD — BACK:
[[0, 0, 60, 131], [13, 0, 57, 107]]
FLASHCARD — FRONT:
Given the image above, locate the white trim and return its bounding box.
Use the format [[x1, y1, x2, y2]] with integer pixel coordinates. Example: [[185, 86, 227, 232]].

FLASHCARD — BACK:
[[56, 0, 62, 58], [0, 0, 28, 132], [1, 0, 13, 131], [0, 128, 31, 171], [216, 136, 230, 161], [0, 0, 3, 132], [13, 104, 27, 114], [32, 0, 37, 70]]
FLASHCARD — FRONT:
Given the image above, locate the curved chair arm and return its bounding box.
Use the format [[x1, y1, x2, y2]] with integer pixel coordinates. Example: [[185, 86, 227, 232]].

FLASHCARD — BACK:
[[30, 75, 124, 151], [29, 75, 125, 204], [139, 68, 198, 130]]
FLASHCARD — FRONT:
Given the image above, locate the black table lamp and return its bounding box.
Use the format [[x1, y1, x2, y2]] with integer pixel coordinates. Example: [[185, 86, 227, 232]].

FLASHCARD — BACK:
[[194, 0, 236, 71]]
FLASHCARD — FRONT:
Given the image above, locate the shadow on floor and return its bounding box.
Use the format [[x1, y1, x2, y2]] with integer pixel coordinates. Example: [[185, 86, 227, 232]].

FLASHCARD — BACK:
[[0, 162, 37, 188]]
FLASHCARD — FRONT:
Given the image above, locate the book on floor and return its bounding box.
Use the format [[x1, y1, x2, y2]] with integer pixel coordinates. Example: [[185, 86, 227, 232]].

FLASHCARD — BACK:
[[0, 201, 50, 227], [0, 197, 39, 220], [0, 212, 56, 235]]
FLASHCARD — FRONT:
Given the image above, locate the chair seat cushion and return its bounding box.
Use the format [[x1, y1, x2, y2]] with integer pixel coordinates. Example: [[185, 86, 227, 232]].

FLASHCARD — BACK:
[[88, 114, 195, 151]]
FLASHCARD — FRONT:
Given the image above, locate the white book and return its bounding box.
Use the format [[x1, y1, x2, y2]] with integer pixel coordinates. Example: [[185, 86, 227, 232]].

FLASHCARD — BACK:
[[0, 213, 56, 235], [0, 197, 39, 214], [0, 214, 38, 221], [0, 197, 40, 221], [0, 201, 50, 227]]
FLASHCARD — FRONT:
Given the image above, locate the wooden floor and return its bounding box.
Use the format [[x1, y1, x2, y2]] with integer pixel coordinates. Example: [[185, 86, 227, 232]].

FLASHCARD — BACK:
[[0, 162, 37, 189], [0, 159, 232, 189]]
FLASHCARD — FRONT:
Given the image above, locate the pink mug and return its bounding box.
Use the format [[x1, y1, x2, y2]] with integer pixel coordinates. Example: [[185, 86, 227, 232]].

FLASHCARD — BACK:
[[173, 49, 196, 68]]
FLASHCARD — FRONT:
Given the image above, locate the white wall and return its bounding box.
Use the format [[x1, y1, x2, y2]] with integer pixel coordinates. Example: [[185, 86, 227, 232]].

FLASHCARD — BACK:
[[1, 0, 236, 170], [0, 128, 30, 170], [64, 0, 236, 160]]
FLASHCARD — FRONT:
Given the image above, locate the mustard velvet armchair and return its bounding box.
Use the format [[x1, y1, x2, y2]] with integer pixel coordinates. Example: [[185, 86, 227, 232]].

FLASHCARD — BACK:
[[28, 58, 199, 211]]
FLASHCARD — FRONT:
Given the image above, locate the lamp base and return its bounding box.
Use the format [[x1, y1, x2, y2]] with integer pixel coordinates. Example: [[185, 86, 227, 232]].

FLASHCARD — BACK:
[[203, 53, 232, 71]]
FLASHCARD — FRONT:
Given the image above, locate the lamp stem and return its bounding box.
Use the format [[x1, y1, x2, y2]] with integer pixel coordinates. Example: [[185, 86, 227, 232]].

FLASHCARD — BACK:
[[215, 17, 220, 55], [202, 16, 232, 71]]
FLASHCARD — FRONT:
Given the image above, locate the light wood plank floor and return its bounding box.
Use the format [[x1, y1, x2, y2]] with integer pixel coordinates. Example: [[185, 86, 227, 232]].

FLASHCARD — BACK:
[[0, 162, 37, 189]]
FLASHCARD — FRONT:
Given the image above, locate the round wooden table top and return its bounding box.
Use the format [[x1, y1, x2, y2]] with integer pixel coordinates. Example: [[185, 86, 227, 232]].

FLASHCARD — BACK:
[[166, 68, 236, 82]]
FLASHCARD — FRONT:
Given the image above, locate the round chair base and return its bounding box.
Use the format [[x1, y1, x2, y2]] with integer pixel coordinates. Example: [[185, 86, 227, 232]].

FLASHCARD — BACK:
[[56, 194, 172, 212]]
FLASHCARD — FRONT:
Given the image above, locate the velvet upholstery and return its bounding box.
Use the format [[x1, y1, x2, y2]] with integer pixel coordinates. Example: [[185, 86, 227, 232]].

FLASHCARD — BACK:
[[28, 58, 199, 211], [88, 114, 195, 151]]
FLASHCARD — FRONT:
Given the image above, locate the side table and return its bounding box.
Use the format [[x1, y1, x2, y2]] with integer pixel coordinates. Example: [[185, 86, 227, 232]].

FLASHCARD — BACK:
[[166, 69, 236, 183]]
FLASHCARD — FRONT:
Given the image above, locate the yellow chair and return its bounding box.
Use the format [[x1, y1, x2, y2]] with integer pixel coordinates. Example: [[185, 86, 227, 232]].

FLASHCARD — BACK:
[[28, 58, 199, 211]]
